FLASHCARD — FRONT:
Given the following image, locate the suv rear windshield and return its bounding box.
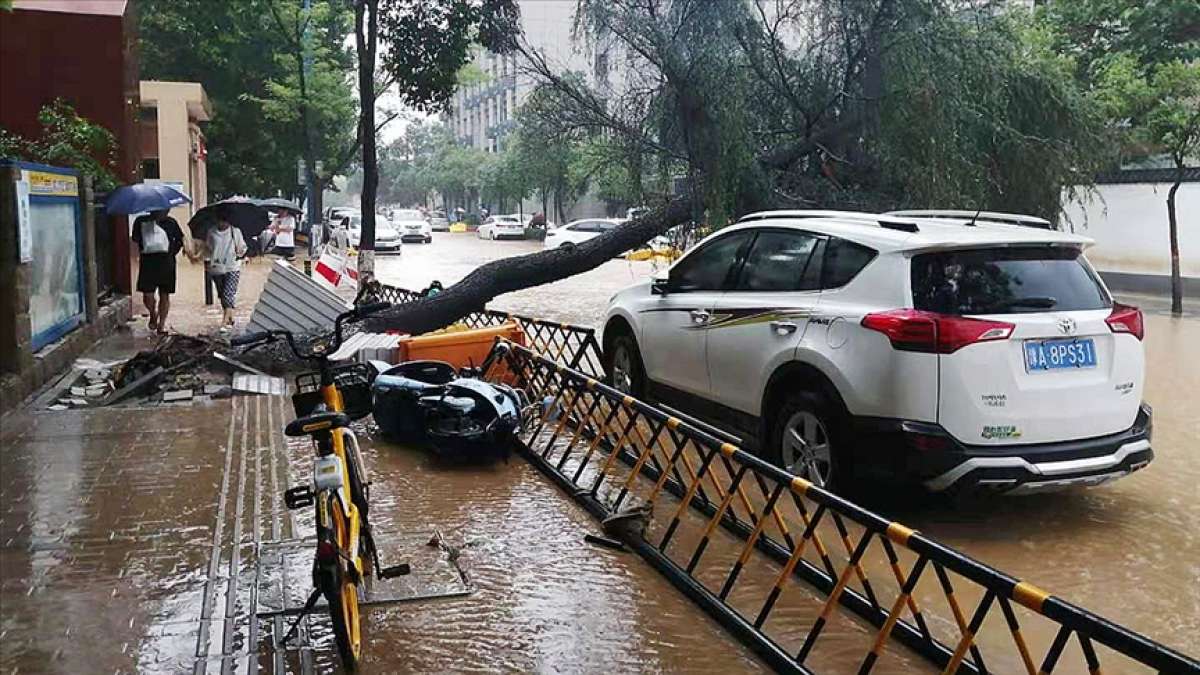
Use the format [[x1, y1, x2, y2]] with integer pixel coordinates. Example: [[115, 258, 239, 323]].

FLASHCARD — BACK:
[[911, 246, 1110, 315]]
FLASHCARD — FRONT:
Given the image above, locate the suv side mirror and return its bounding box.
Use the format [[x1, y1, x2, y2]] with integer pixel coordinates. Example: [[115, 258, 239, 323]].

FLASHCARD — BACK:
[[651, 277, 671, 295]]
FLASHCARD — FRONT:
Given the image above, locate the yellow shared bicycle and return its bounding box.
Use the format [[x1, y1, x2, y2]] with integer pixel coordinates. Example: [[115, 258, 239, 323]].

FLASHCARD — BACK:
[[232, 302, 406, 670]]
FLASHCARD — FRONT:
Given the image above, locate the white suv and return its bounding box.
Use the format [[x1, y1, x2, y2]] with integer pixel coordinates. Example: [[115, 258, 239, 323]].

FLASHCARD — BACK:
[[601, 210, 1153, 495]]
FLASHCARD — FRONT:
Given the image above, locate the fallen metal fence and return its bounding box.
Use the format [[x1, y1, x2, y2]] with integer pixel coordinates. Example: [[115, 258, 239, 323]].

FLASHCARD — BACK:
[[484, 340, 1198, 675]]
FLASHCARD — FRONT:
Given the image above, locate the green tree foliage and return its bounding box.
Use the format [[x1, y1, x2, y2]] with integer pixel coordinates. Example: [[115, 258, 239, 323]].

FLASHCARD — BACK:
[[377, 0, 520, 112], [138, 0, 356, 199], [876, 11, 1109, 216], [525, 0, 1107, 227], [1040, 0, 1200, 314], [0, 100, 120, 189]]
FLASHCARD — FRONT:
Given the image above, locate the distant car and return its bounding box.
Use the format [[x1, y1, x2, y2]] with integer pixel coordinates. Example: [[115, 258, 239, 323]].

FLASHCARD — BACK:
[[543, 218, 622, 249], [326, 207, 359, 226], [477, 215, 525, 240], [343, 214, 402, 252], [392, 208, 433, 243], [429, 211, 450, 232]]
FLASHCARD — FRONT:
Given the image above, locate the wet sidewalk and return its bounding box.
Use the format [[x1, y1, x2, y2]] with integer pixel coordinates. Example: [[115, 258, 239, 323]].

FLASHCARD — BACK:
[[0, 395, 289, 673], [1, 387, 762, 674]]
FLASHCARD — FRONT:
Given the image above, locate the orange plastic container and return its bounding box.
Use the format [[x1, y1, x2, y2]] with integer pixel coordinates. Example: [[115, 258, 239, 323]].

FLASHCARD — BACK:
[[397, 322, 525, 382]]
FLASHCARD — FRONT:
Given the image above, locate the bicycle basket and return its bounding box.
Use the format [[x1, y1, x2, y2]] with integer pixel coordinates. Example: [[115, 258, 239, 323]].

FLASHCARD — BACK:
[[291, 363, 375, 420]]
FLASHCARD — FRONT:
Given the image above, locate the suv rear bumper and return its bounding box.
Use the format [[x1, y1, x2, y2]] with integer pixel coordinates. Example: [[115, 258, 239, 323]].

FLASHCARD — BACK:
[[852, 404, 1153, 495]]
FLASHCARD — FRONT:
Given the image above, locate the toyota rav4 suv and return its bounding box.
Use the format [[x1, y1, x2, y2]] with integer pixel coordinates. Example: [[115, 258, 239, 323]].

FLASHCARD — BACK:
[[601, 210, 1153, 495]]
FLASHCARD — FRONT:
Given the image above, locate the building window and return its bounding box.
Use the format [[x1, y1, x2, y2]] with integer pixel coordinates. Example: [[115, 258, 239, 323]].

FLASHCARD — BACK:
[[142, 158, 161, 179]]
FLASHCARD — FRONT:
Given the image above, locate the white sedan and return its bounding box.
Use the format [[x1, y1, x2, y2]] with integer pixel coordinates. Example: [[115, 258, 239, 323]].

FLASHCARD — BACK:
[[345, 214, 402, 252], [392, 208, 433, 243], [477, 215, 525, 240], [543, 218, 623, 248]]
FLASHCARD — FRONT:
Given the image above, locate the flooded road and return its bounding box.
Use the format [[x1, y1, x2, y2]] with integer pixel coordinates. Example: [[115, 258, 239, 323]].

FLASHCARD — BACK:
[[377, 233, 1200, 657], [0, 233, 1193, 673]]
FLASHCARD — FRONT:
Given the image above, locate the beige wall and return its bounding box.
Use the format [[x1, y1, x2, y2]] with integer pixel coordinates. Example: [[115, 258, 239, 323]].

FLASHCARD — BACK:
[[139, 81, 211, 224]]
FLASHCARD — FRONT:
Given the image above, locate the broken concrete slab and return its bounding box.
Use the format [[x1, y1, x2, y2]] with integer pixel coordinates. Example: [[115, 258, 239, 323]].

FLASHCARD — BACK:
[[162, 389, 194, 403], [102, 366, 165, 406], [71, 386, 87, 396]]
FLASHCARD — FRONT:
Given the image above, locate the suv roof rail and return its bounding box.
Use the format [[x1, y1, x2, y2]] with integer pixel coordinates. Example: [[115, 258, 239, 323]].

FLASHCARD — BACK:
[[885, 209, 1053, 230], [738, 209, 920, 233]]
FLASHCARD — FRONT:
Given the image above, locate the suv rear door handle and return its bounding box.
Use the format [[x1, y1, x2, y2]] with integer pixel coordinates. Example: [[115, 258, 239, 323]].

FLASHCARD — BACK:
[[690, 309, 711, 324], [770, 320, 798, 335]]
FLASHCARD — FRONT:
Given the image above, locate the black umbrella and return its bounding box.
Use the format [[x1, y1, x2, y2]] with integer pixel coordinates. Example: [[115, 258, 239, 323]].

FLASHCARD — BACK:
[[188, 198, 271, 247], [257, 197, 303, 214]]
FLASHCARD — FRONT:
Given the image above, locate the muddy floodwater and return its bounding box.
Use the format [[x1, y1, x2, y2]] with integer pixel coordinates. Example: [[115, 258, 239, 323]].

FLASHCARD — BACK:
[[0, 233, 1194, 674], [377, 234, 1200, 658]]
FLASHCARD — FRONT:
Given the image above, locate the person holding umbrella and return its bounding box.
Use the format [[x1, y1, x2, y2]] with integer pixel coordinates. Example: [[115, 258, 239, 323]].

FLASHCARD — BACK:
[[205, 210, 247, 330], [104, 183, 192, 334], [131, 209, 187, 334]]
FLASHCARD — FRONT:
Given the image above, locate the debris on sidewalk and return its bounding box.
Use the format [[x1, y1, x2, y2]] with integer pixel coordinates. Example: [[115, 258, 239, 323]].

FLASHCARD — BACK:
[[232, 373, 286, 395], [213, 351, 271, 376], [162, 389, 194, 403], [42, 333, 293, 411], [247, 259, 350, 335]]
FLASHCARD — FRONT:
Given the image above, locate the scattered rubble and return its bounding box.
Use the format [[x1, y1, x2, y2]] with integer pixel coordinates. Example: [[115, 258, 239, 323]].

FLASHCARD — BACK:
[[44, 333, 294, 410]]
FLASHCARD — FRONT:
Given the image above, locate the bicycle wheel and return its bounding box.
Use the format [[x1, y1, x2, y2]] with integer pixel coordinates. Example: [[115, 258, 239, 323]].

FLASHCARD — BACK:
[[320, 494, 362, 670]]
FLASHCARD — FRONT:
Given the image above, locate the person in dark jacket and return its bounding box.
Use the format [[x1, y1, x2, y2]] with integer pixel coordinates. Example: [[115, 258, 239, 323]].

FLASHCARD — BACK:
[[131, 209, 186, 334]]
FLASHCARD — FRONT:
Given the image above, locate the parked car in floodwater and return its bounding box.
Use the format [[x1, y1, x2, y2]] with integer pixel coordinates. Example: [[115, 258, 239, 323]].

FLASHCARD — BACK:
[[543, 218, 623, 249], [391, 209, 433, 243], [602, 209, 1153, 496], [343, 214, 402, 252], [477, 215, 525, 240]]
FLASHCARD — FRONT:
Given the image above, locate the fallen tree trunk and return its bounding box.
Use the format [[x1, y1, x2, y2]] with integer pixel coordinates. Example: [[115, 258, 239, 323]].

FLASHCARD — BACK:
[[366, 196, 693, 334]]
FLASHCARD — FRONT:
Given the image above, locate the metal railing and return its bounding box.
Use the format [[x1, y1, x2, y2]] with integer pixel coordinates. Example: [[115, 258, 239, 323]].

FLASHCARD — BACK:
[[373, 283, 1196, 673], [484, 340, 1197, 675], [371, 284, 607, 377]]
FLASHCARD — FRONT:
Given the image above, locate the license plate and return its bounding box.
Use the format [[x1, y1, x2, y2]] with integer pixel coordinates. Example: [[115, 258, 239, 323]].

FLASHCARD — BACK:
[[1024, 338, 1097, 372]]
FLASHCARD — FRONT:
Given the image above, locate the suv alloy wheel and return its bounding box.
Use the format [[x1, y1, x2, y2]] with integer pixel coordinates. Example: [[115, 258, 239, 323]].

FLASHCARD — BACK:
[[606, 333, 645, 398], [770, 390, 848, 490]]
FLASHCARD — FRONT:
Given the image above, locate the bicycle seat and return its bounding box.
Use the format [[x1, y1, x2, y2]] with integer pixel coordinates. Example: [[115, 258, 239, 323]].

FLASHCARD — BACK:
[[285, 411, 351, 437]]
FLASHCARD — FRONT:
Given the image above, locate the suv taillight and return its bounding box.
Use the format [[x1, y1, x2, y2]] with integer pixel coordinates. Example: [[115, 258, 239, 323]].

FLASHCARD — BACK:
[[1105, 302, 1144, 340], [861, 309, 1014, 354]]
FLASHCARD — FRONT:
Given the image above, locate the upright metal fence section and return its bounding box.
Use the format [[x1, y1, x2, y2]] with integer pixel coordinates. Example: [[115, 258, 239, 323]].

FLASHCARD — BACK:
[[376, 284, 1197, 674]]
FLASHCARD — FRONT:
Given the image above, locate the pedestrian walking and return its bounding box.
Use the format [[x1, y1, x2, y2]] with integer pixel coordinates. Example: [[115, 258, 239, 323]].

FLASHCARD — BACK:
[[271, 209, 297, 259], [132, 209, 187, 335], [206, 215, 247, 331]]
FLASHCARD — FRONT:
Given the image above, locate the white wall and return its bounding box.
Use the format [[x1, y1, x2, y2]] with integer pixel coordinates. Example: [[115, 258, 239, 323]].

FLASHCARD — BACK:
[[1062, 181, 1200, 279]]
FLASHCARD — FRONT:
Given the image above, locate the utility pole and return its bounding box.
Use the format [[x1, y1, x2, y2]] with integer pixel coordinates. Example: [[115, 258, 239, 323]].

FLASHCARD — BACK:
[[301, 0, 319, 256]]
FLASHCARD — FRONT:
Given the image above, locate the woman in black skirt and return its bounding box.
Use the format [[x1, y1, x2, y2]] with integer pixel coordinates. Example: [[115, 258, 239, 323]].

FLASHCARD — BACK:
[[132, 209, 186, 334]]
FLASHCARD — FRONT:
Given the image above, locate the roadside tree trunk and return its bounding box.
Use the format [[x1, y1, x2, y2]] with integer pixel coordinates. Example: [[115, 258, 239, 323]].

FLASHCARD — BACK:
[[355, 0, 379, 282], [367, 198, 692, 334], [1167, 159, 1184, 316]]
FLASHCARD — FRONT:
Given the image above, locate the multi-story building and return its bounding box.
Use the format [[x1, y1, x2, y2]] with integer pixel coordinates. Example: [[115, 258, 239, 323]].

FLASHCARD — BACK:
[[445, 1, 592, 154]]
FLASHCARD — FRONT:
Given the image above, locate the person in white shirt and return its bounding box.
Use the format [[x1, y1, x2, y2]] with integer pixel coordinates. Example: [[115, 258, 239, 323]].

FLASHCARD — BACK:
[[271, 211, 296, 259], [206, 217, 247, 330]]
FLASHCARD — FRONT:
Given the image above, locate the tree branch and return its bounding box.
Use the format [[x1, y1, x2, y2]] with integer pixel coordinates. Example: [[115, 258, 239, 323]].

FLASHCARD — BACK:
[[367, 197, 694, 334]]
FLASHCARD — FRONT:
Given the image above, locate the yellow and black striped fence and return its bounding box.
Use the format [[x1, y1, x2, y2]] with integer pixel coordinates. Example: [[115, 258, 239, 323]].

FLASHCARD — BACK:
[[483, 339, 1197, 675], [372, 283, 1195, 673]]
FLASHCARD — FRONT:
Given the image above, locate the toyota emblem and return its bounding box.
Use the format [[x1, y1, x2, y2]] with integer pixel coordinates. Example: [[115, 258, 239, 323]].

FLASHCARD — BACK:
[[1057, 317, 1076, 335]]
